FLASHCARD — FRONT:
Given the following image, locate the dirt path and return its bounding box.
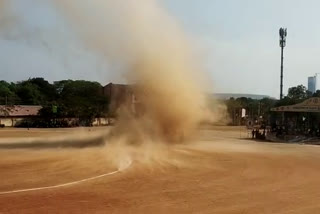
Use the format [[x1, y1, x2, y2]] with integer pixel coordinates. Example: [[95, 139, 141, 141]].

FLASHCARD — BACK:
[[1, 127, 320, 213]]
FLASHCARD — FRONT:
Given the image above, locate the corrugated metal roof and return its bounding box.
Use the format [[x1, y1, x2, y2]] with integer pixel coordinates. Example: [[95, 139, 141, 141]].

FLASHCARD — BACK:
[[0, 105, 42, 117], [271, 98, 320, 112]]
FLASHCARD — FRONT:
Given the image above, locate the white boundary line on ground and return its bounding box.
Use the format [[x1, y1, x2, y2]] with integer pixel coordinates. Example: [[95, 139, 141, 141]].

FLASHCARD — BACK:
[[0, 160, 132, 195]]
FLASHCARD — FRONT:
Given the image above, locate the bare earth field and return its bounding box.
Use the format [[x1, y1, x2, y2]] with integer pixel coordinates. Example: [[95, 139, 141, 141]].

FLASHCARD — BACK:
[[1, 126, 320, 213]]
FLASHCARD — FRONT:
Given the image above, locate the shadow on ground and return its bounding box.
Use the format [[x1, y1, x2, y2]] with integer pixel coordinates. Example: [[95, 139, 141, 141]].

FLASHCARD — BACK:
[[0, 136, 106, 149]]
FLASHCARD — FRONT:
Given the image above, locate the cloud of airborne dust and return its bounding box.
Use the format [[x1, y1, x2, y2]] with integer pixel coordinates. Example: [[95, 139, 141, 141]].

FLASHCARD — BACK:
[[0, 0, 10, 28], [54, 0, 219, 143]]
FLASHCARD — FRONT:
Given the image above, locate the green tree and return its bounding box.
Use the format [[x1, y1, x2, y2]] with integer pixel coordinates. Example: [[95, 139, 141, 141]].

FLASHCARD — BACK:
[[287, 85, 308, 100], [1, 77, 110, 127], [15, 81, 44, 105], [259, 97, 277, 119], [56, 80, 108, 124], [28, 78, 58, 102], [0, 81, 15, 104], [225, 97, 243, 125], [275, 85, 309, 107], [0, 81, 21, 105], [0, 81, 14, 96], [313, 90, 320, 97]]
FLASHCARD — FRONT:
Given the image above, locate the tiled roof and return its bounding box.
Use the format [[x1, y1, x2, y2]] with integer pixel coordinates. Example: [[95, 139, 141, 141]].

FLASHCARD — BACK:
[[0, 105, 42, 117]]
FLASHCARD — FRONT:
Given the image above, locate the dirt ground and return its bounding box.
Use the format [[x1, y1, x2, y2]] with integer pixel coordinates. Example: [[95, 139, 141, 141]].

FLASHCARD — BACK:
[[0, 127, 107, 138], [1, 126, 320, 213]]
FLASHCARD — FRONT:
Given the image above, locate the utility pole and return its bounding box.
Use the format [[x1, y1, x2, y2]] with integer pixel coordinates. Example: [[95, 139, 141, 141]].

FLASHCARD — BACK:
[[279, 28, 287, 100]]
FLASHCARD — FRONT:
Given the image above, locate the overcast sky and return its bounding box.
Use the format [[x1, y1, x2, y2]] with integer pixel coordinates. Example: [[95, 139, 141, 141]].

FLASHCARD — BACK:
[[1, 0, 320, 98]]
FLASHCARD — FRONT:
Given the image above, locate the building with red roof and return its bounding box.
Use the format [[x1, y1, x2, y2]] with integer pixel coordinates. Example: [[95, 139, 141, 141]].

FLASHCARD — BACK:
[[0, 105, 42, 127]]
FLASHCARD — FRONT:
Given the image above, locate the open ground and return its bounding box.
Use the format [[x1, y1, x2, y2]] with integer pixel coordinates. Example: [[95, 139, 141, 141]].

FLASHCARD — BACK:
[[1, 126, 320, 213]]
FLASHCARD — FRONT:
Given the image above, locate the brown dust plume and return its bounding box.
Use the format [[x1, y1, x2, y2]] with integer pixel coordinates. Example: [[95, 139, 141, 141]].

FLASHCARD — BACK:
[[54, 0, 221, 143]]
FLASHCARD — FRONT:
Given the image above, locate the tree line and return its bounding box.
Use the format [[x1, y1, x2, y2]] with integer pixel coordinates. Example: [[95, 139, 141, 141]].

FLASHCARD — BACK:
[[1, 78, 317, 127], [0, 78, 108, 127], [225, 84, 320, 126]]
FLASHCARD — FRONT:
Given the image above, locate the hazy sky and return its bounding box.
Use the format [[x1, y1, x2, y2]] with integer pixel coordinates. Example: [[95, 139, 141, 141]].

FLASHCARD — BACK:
[[1, 0, 320, 98]]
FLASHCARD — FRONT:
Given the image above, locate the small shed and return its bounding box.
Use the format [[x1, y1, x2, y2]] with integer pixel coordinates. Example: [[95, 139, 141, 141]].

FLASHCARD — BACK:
[[271, 97, 320, 113], [0, 105, 42, 127], [271, 98, 320, 135]]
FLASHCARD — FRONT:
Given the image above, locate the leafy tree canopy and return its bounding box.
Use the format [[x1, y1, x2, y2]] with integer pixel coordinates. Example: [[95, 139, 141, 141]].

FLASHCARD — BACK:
[[287, 85, 308, 100], [0, 78, 109, 123]]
